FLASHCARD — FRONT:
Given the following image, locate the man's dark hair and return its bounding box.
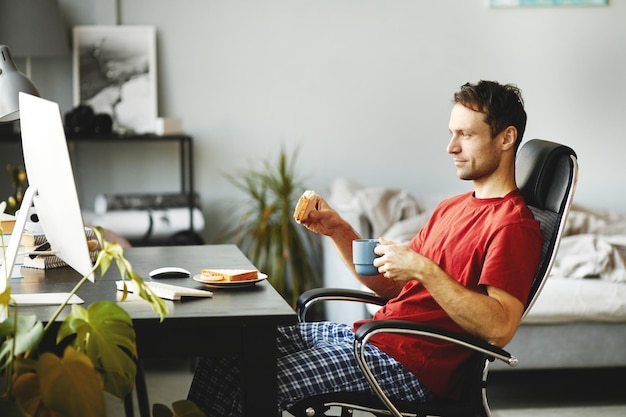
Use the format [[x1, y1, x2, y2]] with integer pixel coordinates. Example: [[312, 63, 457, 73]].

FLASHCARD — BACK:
[[453, 81, 527, 150]]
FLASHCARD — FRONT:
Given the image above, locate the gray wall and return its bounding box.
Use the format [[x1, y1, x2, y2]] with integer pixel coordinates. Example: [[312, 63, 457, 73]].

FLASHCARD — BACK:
[[16, 1, 626, 242]]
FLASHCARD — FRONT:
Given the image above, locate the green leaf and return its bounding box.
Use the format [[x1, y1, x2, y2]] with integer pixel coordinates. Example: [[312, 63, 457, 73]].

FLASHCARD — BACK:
[[153, 403, 175, 417], [0, 286, 10, 312], [0, 314, 43, 372], [56, 301, 137, 399], [128, 270, 169, 320], [11, 371, 42, 416], [37, 347, 106, 417]]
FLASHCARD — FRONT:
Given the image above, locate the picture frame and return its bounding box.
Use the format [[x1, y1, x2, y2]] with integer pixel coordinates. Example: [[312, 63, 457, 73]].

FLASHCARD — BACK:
[[73, 26, 158, 135], [490, 0, 607, 6]]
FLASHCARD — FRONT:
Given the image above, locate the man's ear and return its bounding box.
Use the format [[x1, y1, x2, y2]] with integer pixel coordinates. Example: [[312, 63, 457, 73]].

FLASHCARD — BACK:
[[501, 126, 517, 151]]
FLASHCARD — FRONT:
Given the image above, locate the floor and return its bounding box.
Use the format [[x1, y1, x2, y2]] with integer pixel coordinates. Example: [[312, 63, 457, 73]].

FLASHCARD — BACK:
[[108, 361, 626, 416]]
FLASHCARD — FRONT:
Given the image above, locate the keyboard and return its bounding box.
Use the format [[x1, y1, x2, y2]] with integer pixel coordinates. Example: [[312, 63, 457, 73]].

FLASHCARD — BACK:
[[116, 280, 213, 301]]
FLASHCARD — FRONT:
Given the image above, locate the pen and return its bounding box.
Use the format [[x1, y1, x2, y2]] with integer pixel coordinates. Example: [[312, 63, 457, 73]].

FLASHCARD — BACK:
[[28, 242, 51, 259]]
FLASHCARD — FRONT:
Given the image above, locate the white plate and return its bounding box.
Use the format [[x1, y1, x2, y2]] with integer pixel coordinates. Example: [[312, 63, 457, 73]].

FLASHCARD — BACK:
[[192, 272, 268, 288]]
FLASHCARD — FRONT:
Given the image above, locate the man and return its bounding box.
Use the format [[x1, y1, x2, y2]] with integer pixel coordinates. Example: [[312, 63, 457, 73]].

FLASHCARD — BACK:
[[188, 80, 543, 415]]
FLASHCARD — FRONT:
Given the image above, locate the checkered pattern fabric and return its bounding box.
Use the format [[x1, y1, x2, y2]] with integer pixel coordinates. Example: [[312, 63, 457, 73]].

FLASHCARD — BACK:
[[187, 322, 433, 416]]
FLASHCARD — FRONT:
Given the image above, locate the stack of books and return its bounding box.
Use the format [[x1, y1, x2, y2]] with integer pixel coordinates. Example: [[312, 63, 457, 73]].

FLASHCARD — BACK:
[[21, 227, 98, 270], [1, 213, 16, 234], [1, 213, 17, 267]]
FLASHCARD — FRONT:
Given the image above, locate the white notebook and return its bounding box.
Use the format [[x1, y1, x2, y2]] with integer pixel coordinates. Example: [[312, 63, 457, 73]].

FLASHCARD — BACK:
[[11, 293, 84, 305]]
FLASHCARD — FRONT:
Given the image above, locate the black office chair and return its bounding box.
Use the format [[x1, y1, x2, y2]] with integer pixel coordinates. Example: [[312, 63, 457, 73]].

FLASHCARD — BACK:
[[288, 139, 578, 417]]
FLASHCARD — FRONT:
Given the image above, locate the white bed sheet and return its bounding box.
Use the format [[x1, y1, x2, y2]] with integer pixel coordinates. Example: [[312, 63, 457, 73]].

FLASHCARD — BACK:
[[523, 277, 626, 324]]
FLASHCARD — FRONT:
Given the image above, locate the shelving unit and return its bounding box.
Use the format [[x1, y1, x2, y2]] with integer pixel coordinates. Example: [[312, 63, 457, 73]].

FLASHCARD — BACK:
[[0, 131, 204, 246]]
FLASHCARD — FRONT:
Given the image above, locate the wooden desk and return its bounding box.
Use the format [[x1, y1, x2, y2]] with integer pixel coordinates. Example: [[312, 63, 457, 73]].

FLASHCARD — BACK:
[[10, 244, 297, 417]]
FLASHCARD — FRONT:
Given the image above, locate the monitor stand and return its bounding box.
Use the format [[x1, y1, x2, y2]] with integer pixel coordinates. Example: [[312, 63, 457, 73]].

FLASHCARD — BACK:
[[0, 187, 83, 322]]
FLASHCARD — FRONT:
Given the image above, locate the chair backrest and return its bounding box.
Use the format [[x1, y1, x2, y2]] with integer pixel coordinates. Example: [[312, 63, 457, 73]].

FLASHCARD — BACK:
[[515, 139, 578, 316]]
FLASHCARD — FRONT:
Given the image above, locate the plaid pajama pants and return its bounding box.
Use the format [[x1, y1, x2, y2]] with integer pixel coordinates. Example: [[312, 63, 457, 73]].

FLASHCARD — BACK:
[[187, 322, 433, 416]]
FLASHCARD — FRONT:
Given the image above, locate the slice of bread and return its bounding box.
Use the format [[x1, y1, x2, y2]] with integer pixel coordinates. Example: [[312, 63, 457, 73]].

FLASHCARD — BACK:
[[201, 268, 259, 282], [293, 190, 318, 222]]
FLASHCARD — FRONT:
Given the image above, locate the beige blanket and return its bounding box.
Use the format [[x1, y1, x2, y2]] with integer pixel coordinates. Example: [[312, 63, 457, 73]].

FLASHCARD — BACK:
[[552, 234, 626, 282], [552, 204, 626, 282], [329, 177, 432, 242]]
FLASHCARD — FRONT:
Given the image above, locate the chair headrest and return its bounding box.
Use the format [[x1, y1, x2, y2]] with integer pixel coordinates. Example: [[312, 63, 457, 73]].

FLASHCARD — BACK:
[[516, 139, 577, 212]]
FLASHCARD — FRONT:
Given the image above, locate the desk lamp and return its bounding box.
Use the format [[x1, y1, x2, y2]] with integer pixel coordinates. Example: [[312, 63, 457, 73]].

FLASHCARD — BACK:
[[0, 45, 40, 122]]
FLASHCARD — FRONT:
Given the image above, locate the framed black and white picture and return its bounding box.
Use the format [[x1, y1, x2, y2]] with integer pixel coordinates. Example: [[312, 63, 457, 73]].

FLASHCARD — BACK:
[[73, 26, 157, 134]]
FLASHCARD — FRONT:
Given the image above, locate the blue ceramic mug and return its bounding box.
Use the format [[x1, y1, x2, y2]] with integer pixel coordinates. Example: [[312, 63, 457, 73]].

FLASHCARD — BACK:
[[352, 238, 380, 276]]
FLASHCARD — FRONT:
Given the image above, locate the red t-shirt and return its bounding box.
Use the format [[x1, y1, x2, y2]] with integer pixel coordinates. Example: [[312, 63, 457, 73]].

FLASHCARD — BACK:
[[353, 190, 542, 399]]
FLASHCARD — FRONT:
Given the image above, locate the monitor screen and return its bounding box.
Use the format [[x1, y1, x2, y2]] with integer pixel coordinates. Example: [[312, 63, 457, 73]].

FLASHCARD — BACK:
[[0, 93, 93, 293]]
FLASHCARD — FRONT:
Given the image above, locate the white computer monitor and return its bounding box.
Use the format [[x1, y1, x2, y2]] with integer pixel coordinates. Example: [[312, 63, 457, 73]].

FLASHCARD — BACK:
[[0, 93, 94, 295]]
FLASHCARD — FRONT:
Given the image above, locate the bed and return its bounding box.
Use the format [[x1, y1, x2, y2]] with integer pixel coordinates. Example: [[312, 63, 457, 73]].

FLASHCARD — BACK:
[[321, 178, 626, 371]]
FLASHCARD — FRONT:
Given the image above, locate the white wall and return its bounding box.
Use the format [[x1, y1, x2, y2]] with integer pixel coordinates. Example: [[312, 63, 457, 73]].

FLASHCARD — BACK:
[[30, 0, 626, 243]]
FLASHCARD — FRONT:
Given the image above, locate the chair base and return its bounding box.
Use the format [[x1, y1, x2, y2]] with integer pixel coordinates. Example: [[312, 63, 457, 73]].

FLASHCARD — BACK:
[[287, 391, 489, 417]]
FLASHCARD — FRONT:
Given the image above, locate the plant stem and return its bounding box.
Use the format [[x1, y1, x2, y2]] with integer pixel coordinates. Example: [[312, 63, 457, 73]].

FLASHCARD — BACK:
[[2, 306, 18, 397], [41, 262, 98, 334]]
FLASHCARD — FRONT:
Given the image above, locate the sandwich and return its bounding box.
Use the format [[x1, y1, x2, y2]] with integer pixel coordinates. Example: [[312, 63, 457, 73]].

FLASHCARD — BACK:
[[293, 190, 318, 222], [200, 268, 259, 282]]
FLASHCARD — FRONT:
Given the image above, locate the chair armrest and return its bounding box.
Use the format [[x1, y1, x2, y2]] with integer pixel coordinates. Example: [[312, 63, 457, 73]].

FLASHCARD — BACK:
[[296, 288, 388, 322], [355, 319, 517, 366], [352, 320, 517, 417]]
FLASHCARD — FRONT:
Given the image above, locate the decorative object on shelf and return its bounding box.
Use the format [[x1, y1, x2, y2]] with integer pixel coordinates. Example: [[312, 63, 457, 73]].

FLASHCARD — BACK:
[[155, 117, 183, 135], [221, 146, 323, 307], [72, 26, 158, 135], [64, 104, 113, 135], [88, 192, 205, 244], [94, 192, 202, 214]]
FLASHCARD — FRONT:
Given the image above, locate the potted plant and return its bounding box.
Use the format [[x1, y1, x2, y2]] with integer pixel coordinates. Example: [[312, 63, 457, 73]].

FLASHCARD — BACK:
[[4, 165, 27, 215], [222, 146, 323, 307], [0, 201, 205, 417]]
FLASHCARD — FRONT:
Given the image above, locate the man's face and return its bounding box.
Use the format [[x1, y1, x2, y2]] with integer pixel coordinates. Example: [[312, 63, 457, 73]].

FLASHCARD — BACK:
[[447, 103, 502, 182]]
